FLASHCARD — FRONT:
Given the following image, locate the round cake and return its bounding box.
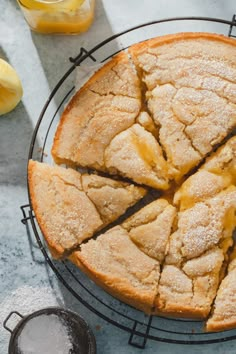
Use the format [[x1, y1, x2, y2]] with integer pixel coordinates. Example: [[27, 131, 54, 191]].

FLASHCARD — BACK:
[[28, 33, 236, 332]]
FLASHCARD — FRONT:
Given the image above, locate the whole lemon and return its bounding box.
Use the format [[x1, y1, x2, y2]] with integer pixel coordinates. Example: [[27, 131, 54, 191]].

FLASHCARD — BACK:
[[0, 58, 23, 115]]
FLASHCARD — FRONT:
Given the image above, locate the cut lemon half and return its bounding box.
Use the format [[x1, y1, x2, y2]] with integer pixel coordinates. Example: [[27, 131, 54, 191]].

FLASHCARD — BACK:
[[0, 59, 23, 116], [19, 0, 85, 11]]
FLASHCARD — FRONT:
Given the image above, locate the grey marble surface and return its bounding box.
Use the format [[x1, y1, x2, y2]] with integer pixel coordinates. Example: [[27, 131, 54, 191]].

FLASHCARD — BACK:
[[1, 0, 236, 353]]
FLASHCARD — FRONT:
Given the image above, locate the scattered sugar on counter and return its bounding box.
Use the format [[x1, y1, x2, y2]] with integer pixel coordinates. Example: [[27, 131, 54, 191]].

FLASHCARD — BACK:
[[0, 285, 64, 349], [0, 285, 64, 319]]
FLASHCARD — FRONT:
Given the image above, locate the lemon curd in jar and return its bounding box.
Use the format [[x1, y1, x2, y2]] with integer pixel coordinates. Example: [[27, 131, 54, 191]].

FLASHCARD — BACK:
[[17, 0, 95, 34]]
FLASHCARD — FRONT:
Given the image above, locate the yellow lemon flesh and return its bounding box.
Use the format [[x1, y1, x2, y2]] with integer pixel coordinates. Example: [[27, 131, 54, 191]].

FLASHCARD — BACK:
[[19, 0, 85, 11], [0, 59, 23, 116]]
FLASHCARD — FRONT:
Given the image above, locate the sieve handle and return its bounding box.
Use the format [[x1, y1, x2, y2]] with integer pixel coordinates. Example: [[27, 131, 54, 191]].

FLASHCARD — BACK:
[[3, 311, 24, 334]]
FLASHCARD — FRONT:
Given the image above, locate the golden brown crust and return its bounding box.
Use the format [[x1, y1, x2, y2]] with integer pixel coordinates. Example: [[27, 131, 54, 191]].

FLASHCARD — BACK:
[[129, 32, 236, 56], [206, 319, 236, 332], [28, 160, 103, 258], [154, 301, 210, 319], [69, 199, 177, 313], [52, 52, 129, 164], [51, 52, 141, 171], [28, 160, 146, 259], [28, 160, 66, 258], [206, 255, 236, 332], [70, 251, 155, 314], [70, 226, 160, 313]]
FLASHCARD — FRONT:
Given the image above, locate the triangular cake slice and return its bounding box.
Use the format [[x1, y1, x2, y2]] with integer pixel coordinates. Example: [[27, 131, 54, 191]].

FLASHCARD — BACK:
[[122, 199, 176, 261], [28, 160, 146, 258], [104, 123, 169, 189], [156, 187, 236, 318], [70, 226, 159, 313], [206, 249, 236, 332], [81, 173, 145, 225], [51, 52, 169, 189], [70, 199, 176, 313], [174, 136, 236, 210], [130, 33, 236, 180]]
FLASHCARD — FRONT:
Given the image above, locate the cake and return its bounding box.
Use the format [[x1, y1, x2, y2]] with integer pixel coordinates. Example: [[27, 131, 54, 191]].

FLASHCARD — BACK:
[[28, 33, 236, 329]]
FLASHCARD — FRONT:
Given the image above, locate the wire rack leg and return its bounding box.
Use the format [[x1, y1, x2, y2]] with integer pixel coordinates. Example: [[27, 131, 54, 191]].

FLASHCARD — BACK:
[[20, 204, 34, 224], [69, 47, 97, 65], [128, 316, 153, 349], [228, 14, 236, 37]]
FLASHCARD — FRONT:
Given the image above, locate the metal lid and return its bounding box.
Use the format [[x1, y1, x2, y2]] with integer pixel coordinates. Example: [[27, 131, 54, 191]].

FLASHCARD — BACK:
[[4, 307, 96, 354]]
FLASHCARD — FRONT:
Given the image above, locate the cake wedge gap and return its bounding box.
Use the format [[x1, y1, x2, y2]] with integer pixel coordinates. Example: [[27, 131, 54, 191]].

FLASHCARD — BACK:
[[28, 160, 146, 258], [156, 187, 236, 318], [129, 32, 236, 181], [52, 51, 170, 190], [70, 199, 176, 313], [206, 248, 236, 332]]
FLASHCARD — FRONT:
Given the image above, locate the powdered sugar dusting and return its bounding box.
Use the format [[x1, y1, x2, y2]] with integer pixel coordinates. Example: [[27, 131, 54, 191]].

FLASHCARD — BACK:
[[0, 285, 64, 349], [17, 314, 73, 354]]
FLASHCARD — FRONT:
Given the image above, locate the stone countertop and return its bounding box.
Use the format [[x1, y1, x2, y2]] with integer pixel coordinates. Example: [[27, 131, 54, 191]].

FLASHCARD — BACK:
[[1, 1, 236, 353]]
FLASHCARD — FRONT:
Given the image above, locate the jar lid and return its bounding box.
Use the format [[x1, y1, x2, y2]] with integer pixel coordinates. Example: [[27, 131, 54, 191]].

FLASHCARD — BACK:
[[4, 307, 96, 354]]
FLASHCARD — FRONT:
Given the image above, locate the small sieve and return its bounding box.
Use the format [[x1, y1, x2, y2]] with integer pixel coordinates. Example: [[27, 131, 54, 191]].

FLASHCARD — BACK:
[[3, 307, 96, 354]]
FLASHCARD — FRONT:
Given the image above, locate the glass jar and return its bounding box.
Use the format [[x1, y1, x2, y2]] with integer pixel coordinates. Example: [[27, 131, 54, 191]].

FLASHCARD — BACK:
[[17, 0, 95, 34]]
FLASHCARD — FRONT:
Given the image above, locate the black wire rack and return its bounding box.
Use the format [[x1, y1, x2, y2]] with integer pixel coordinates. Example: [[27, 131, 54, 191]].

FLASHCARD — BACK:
[[21, 16, 236, 348]]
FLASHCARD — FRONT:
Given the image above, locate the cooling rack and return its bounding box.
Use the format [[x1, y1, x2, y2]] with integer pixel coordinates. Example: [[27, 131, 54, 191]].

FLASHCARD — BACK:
[[21, 16, 236, 348]]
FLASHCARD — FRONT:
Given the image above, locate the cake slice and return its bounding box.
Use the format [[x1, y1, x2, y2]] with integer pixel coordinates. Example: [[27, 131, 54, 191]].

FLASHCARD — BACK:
[[156, 187, 236, 318], [70, 226, 160, 313], [28, 160, 146, 258], [130, 33, 236, 180], [122, 199, 176, 261], [70, 199, 176, 313], [104, 123, 169, 189], [206, 249, 236, 332], [174, 136, 236, 210], [52, 52, 169, 189], [52, 52, 141, 170]]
